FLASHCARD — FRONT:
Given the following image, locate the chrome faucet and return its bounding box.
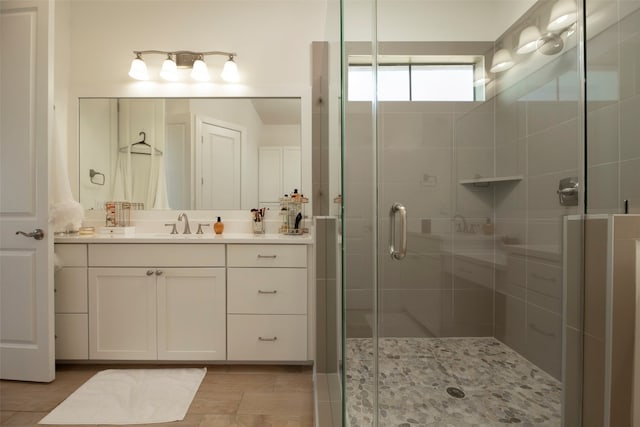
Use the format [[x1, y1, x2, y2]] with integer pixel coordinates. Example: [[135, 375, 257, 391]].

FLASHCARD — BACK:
[[177, 212, 191, 234], [453, 214, 469, 233]]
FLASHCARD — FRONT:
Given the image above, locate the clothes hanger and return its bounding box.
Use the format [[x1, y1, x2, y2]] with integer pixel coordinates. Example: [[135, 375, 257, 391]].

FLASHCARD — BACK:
[[119, 131, 163, 155]]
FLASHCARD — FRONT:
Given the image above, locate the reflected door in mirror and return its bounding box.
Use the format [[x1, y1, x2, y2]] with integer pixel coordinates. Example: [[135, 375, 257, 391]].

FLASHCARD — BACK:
[[196, 119, 241, 209]]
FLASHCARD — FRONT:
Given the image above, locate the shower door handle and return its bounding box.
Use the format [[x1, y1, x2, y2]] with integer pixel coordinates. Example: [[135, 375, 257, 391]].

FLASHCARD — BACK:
[[389, 203, 407, 260]]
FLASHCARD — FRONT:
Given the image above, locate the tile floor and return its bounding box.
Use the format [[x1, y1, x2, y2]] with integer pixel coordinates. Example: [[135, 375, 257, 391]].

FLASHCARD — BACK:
[[0, 364, 314, 427], [346, 337, 562, 426]]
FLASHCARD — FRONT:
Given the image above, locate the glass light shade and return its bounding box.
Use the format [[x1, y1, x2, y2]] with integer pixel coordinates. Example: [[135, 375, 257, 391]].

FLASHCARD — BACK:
[[517, 25, 542, 54], [191, 59, 210, 81], [490, 49, 514, 73], [221, 58, 239, 83], [128, 57, 148, 80], [160, 57, 178, 81], [547, 0, 577, 32]]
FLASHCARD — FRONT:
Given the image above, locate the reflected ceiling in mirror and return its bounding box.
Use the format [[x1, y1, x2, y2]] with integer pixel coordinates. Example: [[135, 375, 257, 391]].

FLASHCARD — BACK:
[[79, 97, 301, 211]]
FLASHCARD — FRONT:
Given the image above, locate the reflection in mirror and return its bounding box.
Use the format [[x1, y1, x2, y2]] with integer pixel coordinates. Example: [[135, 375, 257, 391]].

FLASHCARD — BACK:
[[79, 97, 301, 211]]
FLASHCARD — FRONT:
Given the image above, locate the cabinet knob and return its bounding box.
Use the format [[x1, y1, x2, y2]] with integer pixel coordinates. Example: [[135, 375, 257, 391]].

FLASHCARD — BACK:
[[146, 270, 154, 276], [155, 270, 163, 276]]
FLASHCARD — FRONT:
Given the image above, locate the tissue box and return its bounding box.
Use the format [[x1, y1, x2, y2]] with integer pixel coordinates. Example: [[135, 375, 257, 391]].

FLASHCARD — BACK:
[[99, 226, 136, 235]]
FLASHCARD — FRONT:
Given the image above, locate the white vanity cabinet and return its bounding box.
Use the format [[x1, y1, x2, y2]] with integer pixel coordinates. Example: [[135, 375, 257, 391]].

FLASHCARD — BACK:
[[227, 244, 308, 361], [54, 239, 312, 363], [54, 244, 89, 360], [87, 244, 226, 361]]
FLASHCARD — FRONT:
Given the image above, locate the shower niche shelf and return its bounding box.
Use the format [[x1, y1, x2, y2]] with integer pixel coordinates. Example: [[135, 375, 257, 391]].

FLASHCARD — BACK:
[[458, 175, 523, 187]]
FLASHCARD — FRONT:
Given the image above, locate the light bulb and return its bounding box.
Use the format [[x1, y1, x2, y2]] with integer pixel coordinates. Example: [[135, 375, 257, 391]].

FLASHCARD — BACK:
[[490, 49, 514, 73], [221, 57, 239, 83], [160, 55, 178, 81], [516, 26, 542, 54], [191, 58, 210, 81], [128, 54, 148, 80]]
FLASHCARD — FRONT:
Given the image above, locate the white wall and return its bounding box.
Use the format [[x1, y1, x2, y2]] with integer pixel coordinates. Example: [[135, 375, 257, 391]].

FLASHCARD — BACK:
[[64, 0, 333, 204]]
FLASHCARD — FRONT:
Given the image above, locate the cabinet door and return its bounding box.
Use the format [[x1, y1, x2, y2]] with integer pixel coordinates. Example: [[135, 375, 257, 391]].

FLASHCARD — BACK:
[[55, 314, 88, 360], [88, 268, 157, 360], [157, 268, 226, 360]]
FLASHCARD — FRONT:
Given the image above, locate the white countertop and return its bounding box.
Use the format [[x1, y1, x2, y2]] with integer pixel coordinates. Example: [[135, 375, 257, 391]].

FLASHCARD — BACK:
[[55, 232, 313, 245]]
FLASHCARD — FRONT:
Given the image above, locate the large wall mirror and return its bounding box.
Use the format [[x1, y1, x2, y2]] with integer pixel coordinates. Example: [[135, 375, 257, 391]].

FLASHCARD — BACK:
[[79, 97, 301, 211]]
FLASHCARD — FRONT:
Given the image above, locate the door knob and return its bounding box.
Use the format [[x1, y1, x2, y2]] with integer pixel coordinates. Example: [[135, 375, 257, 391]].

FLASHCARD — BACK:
[[15, 229, 44, 240]]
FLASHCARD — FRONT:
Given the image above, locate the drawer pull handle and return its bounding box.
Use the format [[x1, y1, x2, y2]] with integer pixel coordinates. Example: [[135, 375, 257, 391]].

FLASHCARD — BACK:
[[258, 290, 278, 294], [529, 323, 555, 338], [257, 254, 277, 259], [531, 273, 556, 282], [146, 270, 154, 276], [258, 336, 278, 341]]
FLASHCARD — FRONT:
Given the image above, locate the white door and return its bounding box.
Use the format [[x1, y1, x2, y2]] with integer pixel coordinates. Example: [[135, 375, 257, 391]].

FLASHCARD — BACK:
[[196, 120, 241, 209], [259, 147, 283, 204], [0, 0, 55, 382]]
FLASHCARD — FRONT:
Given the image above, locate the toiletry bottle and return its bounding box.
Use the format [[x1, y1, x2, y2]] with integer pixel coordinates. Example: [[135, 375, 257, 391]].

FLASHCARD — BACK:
[[214, 217, 224, 234], [482, 218, 494, 235]]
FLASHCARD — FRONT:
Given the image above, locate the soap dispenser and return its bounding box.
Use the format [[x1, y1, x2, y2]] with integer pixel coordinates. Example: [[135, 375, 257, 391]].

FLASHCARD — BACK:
[[214, 217, 224, 235], [482, 218, 494, 235]]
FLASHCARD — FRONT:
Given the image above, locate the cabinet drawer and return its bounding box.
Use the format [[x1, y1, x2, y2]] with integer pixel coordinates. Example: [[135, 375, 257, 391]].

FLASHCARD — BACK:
[[89, 244, 225, 267], [527, 259, 562, 299], [227, 244, 307, 267], [55, 268, 88, 313], [228, 268, 307, 314], [227, 314, 307, 361], [446, 256, 493, 288], [55, 244, 87, 267], [55, 314, 88, 360]]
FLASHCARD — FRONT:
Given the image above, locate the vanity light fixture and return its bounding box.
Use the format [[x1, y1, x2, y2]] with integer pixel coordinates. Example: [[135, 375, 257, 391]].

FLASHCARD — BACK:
[[190, 55, 210, 82], [489, 49, 514, 73], [512, 0, 577, 59], [128, 50, 239, 82], [221, 55, 240, 83], [516, 25, 542, 54], [159, 54, 178, 81], [547, 0, 577, 32], [128, 52, 149, 80]]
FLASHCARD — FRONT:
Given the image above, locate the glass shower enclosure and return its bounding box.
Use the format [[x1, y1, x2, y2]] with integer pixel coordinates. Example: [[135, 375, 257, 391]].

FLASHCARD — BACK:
[[341, 0, 587, 424]]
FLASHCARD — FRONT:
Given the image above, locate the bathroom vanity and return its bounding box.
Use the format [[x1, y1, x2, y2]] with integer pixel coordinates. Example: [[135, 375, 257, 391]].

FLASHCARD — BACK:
[[54, 234, 313, 363]]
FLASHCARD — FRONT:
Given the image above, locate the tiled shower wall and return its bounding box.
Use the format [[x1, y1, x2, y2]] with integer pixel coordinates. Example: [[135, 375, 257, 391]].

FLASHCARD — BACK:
[[491, 48, 582, 379], [586, 4, 640, 214]]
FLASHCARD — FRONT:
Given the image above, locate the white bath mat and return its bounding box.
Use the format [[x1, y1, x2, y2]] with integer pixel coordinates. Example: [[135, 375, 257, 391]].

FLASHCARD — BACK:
[[39, 368, 206, 425]]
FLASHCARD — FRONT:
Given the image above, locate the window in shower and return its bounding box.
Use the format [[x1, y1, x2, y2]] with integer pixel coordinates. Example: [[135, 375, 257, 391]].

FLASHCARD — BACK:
[[347, 63, 475, 101]]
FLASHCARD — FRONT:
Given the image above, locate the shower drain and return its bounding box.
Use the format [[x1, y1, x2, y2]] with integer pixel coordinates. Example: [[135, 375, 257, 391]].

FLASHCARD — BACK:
[[446, 386, 465, 399]]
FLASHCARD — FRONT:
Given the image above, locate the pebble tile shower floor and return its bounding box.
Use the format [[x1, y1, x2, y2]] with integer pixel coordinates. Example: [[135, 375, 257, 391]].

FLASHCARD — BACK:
[[346, 337, 562, 426]]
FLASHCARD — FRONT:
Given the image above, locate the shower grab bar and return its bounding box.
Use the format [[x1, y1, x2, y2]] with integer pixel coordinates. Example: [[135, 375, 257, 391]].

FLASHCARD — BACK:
[[390, 202, 407, 260]]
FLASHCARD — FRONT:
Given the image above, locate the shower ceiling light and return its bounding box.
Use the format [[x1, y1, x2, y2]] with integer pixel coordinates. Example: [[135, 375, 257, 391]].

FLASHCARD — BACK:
[[128, 50, 239, 82], [516, 25, 542, 54], [490, 49, 514, 73], [547, 0, 577, 32]]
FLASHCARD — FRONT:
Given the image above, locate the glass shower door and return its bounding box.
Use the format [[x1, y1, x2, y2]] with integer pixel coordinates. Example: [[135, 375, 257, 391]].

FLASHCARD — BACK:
[[342, 0, 584, 425]]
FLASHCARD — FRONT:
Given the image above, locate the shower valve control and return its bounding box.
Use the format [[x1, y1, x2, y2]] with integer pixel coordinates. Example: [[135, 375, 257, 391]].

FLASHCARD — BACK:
[[557, 177, 579, 206]]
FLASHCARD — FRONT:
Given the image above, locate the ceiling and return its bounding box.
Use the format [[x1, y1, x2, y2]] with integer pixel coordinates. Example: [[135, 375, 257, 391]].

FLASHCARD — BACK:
[[251, 98, 301, 125]]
